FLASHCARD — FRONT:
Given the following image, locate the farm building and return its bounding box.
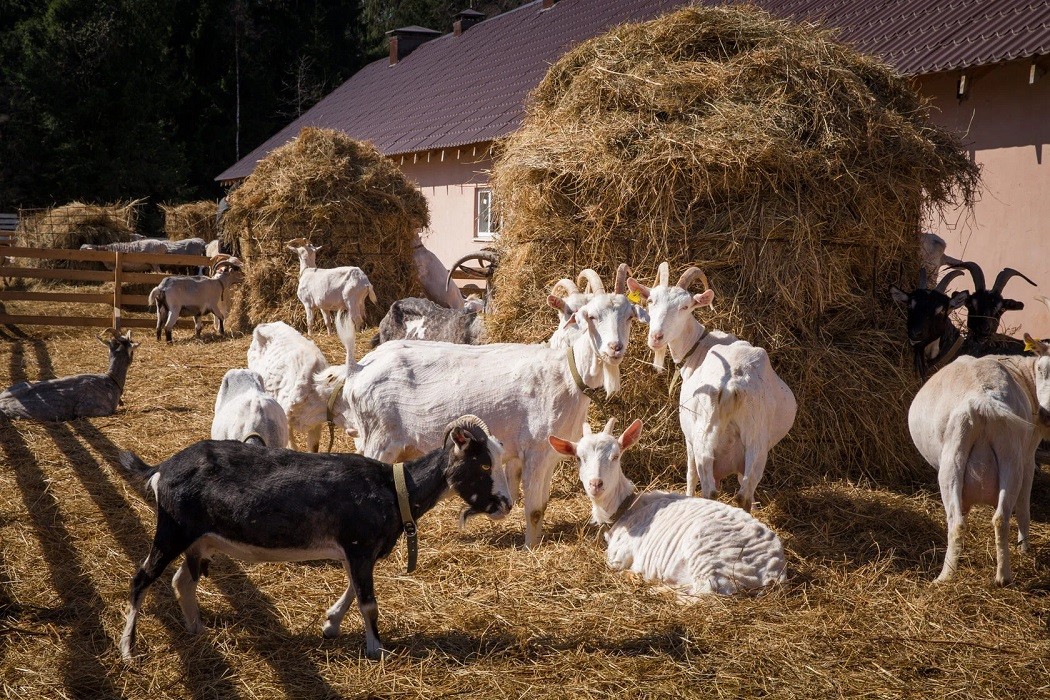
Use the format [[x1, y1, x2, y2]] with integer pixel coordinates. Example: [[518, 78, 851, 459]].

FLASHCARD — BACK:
[[217, 0, 1050, 331]]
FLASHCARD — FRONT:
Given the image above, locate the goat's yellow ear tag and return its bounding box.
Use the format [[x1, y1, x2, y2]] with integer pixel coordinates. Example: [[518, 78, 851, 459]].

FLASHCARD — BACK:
[[627, 289, 643, 304], [1025, 338, 1039, 353]]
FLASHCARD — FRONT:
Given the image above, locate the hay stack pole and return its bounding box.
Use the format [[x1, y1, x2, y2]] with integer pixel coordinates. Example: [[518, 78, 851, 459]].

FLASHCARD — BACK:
[[489, 6, 979, 487], [221, 127, 429, 330]]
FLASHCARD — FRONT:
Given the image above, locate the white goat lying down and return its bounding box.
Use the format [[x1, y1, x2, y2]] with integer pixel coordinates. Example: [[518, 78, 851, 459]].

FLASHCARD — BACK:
[[211, 368, 289, 448], [549, 418, 786, 596], [629, 263, 796, 510], [247, 321, 345, 452], [336, 264, 645, 547], [908, 335, 1050, 584], [286, 238, 376, 335]]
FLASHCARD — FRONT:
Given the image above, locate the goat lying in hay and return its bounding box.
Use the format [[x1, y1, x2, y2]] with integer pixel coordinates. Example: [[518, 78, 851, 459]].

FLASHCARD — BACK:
[[0, 328, 139, 421], [117, 415, 511, 661]]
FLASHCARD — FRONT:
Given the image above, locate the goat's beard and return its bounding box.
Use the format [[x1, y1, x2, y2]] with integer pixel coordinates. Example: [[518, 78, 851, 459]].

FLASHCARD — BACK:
[[652, 346, 667, 372], [458, 506, 484, 530], [602, 361, 621, 395]]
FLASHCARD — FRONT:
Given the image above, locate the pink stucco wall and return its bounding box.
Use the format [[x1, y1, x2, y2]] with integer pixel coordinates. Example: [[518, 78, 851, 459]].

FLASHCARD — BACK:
[[918, 58, 1050, 336], [396, 145, 495, 268]]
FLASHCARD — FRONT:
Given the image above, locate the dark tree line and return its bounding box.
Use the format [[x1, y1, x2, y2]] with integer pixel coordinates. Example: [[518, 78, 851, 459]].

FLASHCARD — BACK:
[[0, 0, 526, 219]]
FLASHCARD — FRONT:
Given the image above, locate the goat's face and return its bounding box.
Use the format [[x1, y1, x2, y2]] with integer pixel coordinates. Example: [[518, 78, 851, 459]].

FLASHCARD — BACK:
[[1024, 335, 1050, 426], [286, 242, 321, 268], [549, 418, 642, 505], [446, 424, 512, 523], [630, 280, 713, 353], [572, 293, 644, 365], [964, 290, 1023, 343], [890, 286, 967, 347], [98, 330, 140, 362]]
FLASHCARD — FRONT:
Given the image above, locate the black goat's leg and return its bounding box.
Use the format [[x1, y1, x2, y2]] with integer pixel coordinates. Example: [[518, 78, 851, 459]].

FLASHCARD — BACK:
[[348, 554, 387, 660], [322, 557, 356, 639]]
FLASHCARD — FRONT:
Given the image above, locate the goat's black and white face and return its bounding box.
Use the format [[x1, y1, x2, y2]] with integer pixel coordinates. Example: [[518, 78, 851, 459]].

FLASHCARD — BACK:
[[889, 285, 967, 347], [964, 290, 1023, 343], [445, 424, 512, 524]]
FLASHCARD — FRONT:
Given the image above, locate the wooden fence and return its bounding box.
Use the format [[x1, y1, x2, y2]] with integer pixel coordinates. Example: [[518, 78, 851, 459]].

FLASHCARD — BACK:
[[0, 246, 211, 331]]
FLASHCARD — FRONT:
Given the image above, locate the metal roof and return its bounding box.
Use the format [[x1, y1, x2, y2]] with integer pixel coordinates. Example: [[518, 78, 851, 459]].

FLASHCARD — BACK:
[[217, 0, 1050, 182]]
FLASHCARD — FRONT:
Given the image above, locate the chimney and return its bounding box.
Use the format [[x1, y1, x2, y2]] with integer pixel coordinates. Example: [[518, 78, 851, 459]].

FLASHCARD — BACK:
[[387, 26, 442, 65], [453, 9, 485, 36]]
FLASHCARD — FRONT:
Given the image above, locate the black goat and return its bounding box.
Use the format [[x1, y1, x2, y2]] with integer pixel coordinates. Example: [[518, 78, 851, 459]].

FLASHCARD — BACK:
[[117, 415, 511, 662], [949, 260, 1037, 347], [891, 269, 969, 381], [0, 328, 139, 421]]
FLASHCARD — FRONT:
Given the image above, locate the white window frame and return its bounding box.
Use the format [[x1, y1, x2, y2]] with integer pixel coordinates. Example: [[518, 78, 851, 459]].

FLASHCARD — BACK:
[[474, 187, 498, 241]]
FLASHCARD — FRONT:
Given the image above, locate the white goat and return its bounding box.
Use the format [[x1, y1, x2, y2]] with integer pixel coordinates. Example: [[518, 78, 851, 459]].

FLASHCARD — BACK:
[[286, 238, 376, 335], [545, 269, 606, 349], [211, 368, 289, 448], [908, 335, 1050, 584], [549, 418, 786, 595], [247, 321, 346, 452], [336, 264, 645, 547], [628, 263, 796, 511], [413, 233, 465, 309]]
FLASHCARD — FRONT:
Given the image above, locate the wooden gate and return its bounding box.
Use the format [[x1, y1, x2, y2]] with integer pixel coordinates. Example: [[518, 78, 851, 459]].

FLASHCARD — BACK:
[[0, 246, 212, 331]]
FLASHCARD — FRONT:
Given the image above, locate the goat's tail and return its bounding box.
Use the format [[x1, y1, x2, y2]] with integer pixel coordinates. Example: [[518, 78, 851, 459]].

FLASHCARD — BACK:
[[117, 451, 160, 502], [147, 286, 163, 309], [335, 310, 357, 368]]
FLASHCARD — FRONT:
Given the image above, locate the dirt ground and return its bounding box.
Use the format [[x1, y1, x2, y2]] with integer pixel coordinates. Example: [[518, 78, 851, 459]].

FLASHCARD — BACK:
[[0, 313, 1048, 699]]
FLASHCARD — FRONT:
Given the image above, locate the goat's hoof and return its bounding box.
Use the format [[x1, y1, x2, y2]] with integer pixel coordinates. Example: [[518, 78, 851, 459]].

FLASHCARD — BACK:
[[185, 621, 205, 635], [1018, 540, 1030, 555], [995, 573, 1013, 587], [365, 646, 392, 661], [322, 623, 340, 639]]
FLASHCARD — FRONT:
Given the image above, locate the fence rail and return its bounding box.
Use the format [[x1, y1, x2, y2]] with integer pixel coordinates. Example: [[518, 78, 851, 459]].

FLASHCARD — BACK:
[[0, 246, 212, 331]]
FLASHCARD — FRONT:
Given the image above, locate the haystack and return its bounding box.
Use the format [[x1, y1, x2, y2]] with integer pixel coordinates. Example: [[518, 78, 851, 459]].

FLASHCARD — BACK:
[[15, 201, 138, 274], [222, 127, 428, 329], [489, 6, 979, 486], [162, 200, 218, 241]]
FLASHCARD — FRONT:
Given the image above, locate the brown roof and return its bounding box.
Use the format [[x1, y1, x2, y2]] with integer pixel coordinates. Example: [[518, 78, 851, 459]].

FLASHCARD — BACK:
[[217, 0, 1050, 182]]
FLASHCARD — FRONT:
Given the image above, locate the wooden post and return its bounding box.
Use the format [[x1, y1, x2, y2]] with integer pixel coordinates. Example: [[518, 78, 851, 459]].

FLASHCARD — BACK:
[[112, 251, 122, 331]]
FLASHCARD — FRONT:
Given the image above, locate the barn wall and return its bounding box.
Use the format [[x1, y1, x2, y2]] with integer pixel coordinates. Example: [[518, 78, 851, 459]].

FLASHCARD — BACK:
[[396, 145, 495, 268], [919, 58, 1050, 335]]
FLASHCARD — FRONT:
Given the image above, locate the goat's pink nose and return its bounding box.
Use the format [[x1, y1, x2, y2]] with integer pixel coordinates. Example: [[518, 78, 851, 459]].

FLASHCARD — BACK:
[[606, 341, 623, 354], [589, 478, 604, 491], [652, 332, 664, 342]]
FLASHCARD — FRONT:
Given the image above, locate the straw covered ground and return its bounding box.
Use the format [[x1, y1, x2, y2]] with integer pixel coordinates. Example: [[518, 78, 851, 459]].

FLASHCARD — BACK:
[[162, 201, 219, 242], [0, 315, 1048, 698], [489, 5, 981, 487], [221, 127, 428, 331]]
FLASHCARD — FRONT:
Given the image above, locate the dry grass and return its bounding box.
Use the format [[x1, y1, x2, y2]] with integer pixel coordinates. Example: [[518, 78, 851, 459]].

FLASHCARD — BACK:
[[221, 127, 428, 331], [161, 201, 219, 242], [0, 310, 1048, 698], [489, 5, 980, 487], [15, 202, 139, 277]]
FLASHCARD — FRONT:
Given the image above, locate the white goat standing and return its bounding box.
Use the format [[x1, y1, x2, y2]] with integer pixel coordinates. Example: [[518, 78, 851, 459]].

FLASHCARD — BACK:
[[286, 238, 376, 335], [549, 418, 786, 595], [247, 321, 345, 452], [908, 335, 1050, 584], [628, 263, 796, 511], [336, 264, 646, 547], [211, 368, 290, 448]]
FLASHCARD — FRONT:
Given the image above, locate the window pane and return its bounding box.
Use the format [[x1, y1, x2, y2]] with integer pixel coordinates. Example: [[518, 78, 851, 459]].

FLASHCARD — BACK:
[[477, 190, 491, 235]]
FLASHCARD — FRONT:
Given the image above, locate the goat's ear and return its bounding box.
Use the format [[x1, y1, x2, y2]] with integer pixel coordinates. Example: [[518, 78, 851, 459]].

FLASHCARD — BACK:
[[548, 435, 576, 456], [313, 245, 323, 252], [449, 426, 474, 450], [547, 295, 566, 312], [1024, 333, 1050, 355], [948, 290, 969, 309], [626, 277, 649, 299], [618, 419, 643, 450], [1003, 298, 1025, 311], [889, 286, 910, 304], [692, 289, 714, 308]]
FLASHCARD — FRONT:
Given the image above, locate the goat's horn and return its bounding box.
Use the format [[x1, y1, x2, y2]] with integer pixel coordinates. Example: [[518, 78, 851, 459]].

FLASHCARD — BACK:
[[934, 269, 964, 294], [676, 266, 710, 292], [551, 278, 580, 296], [992, 267, 1037, 294], [286, 237, 309, 247], [614, 264, 630, 295], [603, 417, 617, 434], [948, 260, 986, 292], [443, 414, 492, 445], [97, 328, 121, 343], [577, 269, 604, 294], [655, 261, 669, 287], [918, 266, 928, 290]]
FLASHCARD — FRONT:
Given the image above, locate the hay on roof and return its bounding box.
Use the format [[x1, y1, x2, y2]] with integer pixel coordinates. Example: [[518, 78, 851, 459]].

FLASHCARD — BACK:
[[488, 5, 980, 486], [221, 127, 429, 330]]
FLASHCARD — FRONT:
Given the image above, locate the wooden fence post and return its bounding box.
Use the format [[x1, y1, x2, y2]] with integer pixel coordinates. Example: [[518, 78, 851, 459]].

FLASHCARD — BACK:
[[113, 251, 122, 331]]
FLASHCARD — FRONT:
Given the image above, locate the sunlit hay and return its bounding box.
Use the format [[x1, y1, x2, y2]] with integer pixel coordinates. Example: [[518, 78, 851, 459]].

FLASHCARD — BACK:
[[161, 200, 219, 241], [15, 201, 139, 279], [488, 5, 980, 486], [221, 127, 429, 331]]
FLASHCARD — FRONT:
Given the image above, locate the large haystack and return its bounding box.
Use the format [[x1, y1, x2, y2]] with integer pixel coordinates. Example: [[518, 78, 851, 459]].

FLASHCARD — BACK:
[[16, 201, 138, 274], [489, 6, 979, 486], [162, 200, 218, 241], [222, 127, 428, 329]]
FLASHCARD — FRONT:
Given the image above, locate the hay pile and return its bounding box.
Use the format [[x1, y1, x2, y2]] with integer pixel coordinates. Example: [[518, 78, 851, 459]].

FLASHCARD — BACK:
[[489, 6, 980, 486], [17, 201, 137, 251], [161, 200, 218, 241], [222, 127, 429, 329]]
